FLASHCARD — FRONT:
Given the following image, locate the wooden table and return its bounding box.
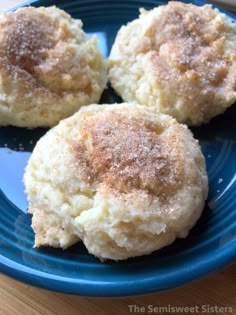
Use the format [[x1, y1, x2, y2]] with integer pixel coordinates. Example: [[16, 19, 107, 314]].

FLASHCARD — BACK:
[[0, 1, 235, 314], [1, 265, 236, 315]]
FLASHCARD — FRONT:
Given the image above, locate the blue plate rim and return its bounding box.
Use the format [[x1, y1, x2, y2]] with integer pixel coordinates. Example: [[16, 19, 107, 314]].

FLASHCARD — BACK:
[[9, 0, 236, 19], [1, 241, 236, 297]]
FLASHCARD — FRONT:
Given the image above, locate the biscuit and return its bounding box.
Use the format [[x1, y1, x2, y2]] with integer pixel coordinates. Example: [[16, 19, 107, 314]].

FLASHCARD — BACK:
[[24, 103, 208, 260], [0, 6, 107, 127], [109, 1, 236, 125]]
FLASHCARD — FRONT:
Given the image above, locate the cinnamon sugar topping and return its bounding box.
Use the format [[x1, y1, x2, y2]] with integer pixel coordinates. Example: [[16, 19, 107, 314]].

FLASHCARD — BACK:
[[75, 111, 183, 196], [0, 10, 54, 72]]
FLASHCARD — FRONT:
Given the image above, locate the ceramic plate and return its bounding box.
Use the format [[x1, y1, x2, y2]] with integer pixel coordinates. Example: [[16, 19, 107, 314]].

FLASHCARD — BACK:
[[0, 0, 235, 297]]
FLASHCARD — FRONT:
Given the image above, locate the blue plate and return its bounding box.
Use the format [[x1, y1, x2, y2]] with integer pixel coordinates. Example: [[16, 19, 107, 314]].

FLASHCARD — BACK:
[[0, 0, 235, 297]]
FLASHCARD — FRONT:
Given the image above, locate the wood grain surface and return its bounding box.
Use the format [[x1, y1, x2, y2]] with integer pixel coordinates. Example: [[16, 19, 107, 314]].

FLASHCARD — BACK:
[[0, 264, 236, 315], [0, 1, 235, 315]]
